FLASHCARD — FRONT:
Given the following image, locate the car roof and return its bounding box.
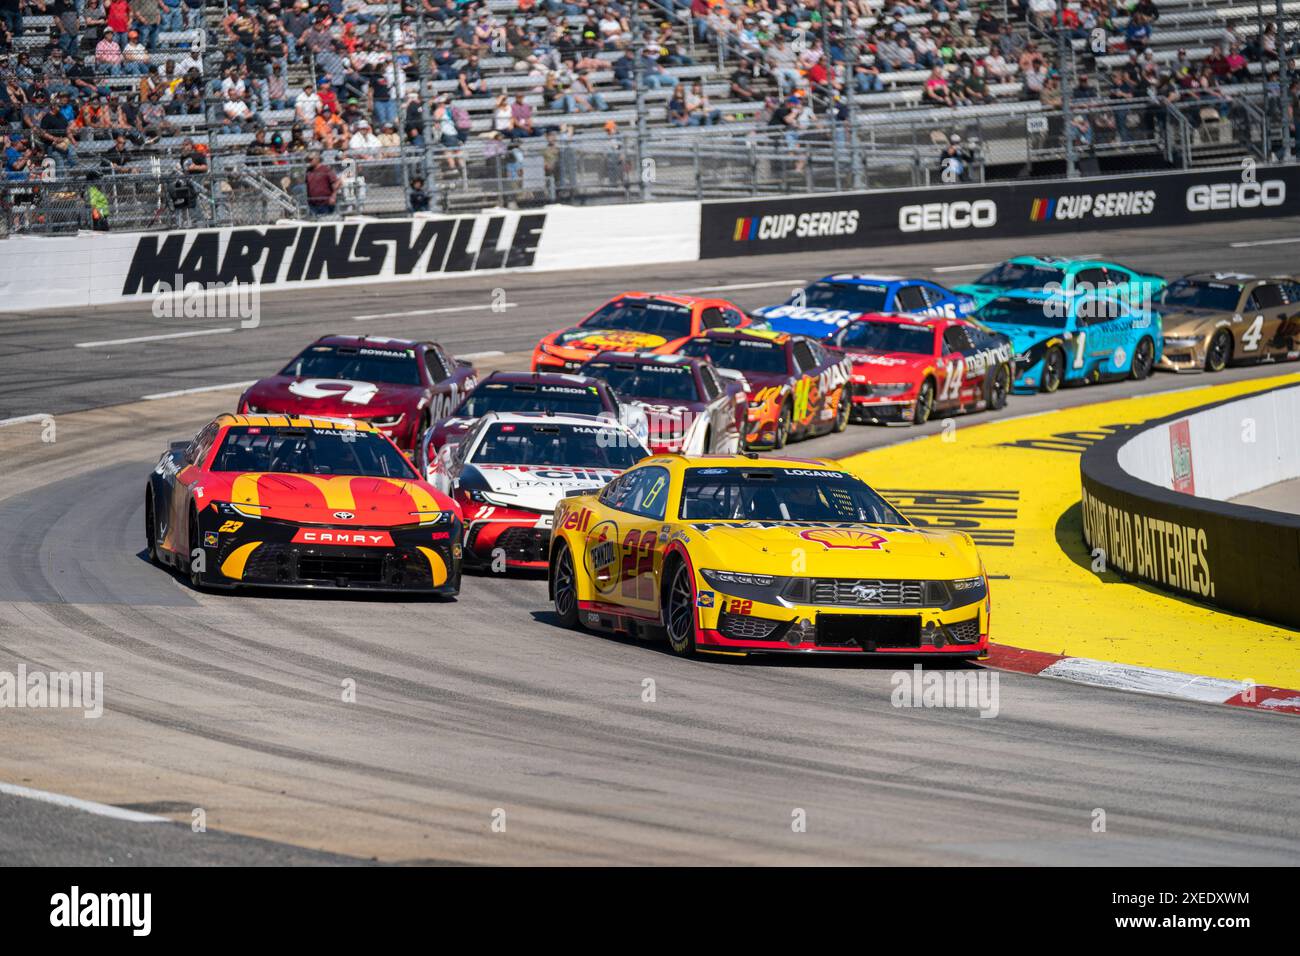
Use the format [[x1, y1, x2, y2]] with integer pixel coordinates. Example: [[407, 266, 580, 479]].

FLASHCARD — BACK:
[[639, 453, 848, 472], [613, 290, 732, 308], [1179, 272, 1259, 284], [843, 311, 940, 327], [587, 349, 705, 367], [311, 334, 424, 351], [213, 413, 381, 433], [691, 327, 792, 345], [817, 273, 908, 284], [474, 410, 628, 429], [483, 369, 606, 388]]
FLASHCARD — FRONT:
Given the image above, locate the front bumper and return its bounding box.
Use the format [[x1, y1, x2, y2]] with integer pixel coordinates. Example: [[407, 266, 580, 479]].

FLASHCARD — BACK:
[[848, 384, 916, 424], [532, 347, 591, 372], [1157, 347, 1205, 372], [195, 506, 461, 593], [465, 517, 552, 570]]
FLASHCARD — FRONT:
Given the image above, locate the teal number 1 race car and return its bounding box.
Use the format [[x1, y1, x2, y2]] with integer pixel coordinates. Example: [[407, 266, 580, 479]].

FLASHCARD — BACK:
[[956, 256, 1166, 311]]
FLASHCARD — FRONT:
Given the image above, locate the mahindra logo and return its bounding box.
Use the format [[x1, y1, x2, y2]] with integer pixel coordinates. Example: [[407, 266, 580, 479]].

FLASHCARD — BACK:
[[850, 584, 881, 603], [333, 511, 355, 520]]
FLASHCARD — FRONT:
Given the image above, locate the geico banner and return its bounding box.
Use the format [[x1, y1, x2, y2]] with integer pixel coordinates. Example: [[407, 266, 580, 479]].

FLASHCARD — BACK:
[[699, 165, 1300, 257]]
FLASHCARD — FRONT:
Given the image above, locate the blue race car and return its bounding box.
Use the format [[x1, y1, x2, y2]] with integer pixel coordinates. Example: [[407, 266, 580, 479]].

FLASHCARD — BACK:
[[956, 256, 1166, 311], [972, 289, 1163, 393], [754, 274, 976, 339]]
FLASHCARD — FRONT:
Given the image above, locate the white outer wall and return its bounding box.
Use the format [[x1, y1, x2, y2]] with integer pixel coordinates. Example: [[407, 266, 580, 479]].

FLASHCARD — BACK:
[[1116, 384, 1300, 501], [0, 201, 701, 313]]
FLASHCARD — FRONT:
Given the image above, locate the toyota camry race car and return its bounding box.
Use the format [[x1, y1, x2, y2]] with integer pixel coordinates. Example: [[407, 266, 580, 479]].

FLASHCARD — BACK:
[[955, 256, 1166, 311], [238, 335, 478, 452], [579, 351, 746, 454], [547, 455, 990, 658], [531, 292, 751, 371], [973, 290, 1162, 393], [426, 412, 649, 570], [145, 414, 462, 594], [753, 274, 976, 339], [827, 314, 1014, 425], [1155, 273, 1300, 372], [674, 328, 851, 448], [417, 370, 649, 468]]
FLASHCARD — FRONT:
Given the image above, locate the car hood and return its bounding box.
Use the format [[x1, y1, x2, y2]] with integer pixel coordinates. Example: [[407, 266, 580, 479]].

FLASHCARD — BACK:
[[551, 327, 672, 353], [1154, 308, 1226, 337], [978, 323, 1068, 352], [244, 376, 425, 417], [753, 305, 860, 338], [468, 463, 622, 512], [839, 349, 930, 379], [203, 472, 452, 525], [681, 522, 981, 579], [955, 284, 1014, 307]]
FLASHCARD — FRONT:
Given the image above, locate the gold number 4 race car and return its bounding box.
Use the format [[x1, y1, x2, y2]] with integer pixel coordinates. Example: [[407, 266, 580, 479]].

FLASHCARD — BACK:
[[547, 455, 990, 658]]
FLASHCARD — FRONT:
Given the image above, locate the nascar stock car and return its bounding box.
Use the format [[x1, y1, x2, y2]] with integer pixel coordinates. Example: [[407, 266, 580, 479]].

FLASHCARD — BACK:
[[531, 292, 751, 372], [238, 335, 477, 452], [673, 328, 851, 448], [973, 289, 1161, 393], [145, 414, 462, 594], [547, 455, 990, 658], [1155, 273, 1300, 372], [417, 370, 649, 468], [578, 351, 746, 454], [955, 256, 1166, 311], [753, 274, 976, 339], [827, 314, 1014, 425], [425, 412, 650, 570]]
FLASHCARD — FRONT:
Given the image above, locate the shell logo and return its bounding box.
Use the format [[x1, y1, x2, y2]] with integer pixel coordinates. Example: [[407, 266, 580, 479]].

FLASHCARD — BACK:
[[798, 528, 888, 550]]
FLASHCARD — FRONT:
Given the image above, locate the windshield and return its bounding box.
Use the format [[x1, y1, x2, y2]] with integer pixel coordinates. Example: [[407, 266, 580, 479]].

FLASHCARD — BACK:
[[835, 321, 934, 354], [975, 297, 1069, 329], [456, 381, 605, 418], [280, 345, 422, 386], [1161, 279, 1241, 312], [582, 361, 700, 402], [791, 281, 889, 313], [470, 422, 647, 469], [577, 298, 693, 338], [211, 426, 417, 477], [974, 261, 1067, 290], [679, 467, 905, 523], [678, 337, 789, 374]]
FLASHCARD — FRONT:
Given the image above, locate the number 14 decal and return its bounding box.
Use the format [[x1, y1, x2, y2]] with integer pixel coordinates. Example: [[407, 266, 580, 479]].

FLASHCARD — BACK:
[[939, 358, 965, 401]]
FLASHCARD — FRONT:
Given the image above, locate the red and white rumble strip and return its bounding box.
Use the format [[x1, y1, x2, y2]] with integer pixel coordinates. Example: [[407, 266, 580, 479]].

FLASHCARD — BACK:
[[985, 645, 1300, 716]]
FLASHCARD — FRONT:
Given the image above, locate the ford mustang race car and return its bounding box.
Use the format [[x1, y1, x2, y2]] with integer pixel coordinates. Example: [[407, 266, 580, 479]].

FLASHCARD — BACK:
[[827, 314, 1014, 425], [753, 274, 976, 339], [145, 414, 461, 594], [417, 370, 649, 468], [547, 455, 990, 658], [426, 411, 649, 570], [238, 335, 478, 452], [1155, 273, 1300, 372], [973, 290, 1162, 393], [578, 351, 746, 454], [674, 328, 851, 448], [955, 256, 1166, 311], [531, 292, 751, 372]]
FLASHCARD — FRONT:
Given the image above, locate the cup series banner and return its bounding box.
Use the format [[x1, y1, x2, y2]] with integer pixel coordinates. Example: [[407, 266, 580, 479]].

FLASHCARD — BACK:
[[698, 165, 1300, 257]]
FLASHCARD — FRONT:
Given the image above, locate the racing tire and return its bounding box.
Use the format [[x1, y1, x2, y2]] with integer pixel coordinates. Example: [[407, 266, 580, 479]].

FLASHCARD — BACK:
[[832, 388, 851, 432], [773, 401, 792, 450], [187, 503, 205, 590], [988, 365, 1010, 411], [1129, 337, 1155, 381], [552, 541, 580, 629], [1205, 329, 1232, 372], [662, 557, 697, 658], [912, 379, 935, 425], [145, 488, 161, 566], [1041, 348, 1065, 393]]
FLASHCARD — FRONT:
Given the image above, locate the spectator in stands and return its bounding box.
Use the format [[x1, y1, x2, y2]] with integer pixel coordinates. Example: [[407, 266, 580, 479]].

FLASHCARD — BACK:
[[561, 63, 609, 112], [96, 29, 125, 75], [122, 31, 150, 75], [959, 62, 993, 105], [305, 152, 339, 215], [684, 79, 721, 126], [133, 0, 162, 50], [348, 118, 380, 152], [458, 53, 487, 98], [106, 0, 131, 46], [1224, 44, 1250, 84], [295, 82, 321, 124], [104, 133, 133, 171], [729, 57, 762, 101], [510, 90, 535, 137], [938, 132, 973, 182], [1125, 13, 1153, 54], [409, 175, 431, 212], [766, 34, 800, 95], [36, 92, 78, 169], [639, 45, 677, 90], [923, 66, 955, 107]]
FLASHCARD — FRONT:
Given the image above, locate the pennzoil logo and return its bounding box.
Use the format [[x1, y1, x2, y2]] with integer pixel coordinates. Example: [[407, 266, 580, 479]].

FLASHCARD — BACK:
[[799, 528, 888, 550]]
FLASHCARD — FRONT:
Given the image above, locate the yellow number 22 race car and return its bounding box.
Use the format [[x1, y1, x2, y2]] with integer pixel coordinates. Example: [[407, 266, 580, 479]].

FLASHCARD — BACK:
[[547, 455, 990, 658]]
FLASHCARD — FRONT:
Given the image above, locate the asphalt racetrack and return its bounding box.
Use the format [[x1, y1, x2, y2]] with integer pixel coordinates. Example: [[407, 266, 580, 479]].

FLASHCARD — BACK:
[[1, 218, 1298, 865]]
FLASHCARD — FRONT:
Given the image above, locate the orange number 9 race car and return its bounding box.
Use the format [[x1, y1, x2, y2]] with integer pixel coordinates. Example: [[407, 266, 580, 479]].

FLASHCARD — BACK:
[[547, 455, 990, 658], [145, 414, 462, 594]]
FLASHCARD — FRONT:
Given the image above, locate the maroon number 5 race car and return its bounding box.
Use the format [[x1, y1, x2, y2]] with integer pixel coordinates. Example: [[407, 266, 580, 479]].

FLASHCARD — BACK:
[[238, 334, 478, 452], [827, 314, 1014, 425]]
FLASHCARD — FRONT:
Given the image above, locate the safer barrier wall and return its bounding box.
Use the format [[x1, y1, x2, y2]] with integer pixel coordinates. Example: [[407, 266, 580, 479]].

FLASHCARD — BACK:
[[1079, 382, 1300, 629]]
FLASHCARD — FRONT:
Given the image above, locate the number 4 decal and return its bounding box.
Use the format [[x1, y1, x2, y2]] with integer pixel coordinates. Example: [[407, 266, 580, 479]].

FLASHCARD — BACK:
[[1242, 315, 1264, 351]]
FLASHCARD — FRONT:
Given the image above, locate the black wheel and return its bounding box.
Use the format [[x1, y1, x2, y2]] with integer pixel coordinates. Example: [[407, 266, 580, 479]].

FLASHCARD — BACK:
[[912, 379, 935, 425], [832, 388, 851, 432], [1129, 336, 1154, 380], [1041, 347, 1065, 393], [1205, 329, 1232, 372], [187, 504, 204, 590], [663, 559, 697, 657], [552, 541, 579, 628], [988, 365, 1009, 410], [773, 401, 792, 449], [145, 488, 161, 565]]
